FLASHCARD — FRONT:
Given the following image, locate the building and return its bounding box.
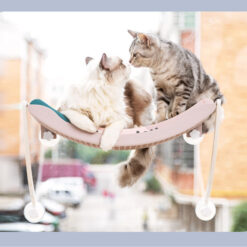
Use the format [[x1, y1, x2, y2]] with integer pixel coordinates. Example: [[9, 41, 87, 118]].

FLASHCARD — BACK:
[[0, 17, 44, 194], [155, 12, 247, 231]]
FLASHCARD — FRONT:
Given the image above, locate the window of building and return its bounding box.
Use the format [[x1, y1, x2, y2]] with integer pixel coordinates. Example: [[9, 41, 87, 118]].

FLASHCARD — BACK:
[[157, 136, 194, 170], [179, 12, 196, 30]]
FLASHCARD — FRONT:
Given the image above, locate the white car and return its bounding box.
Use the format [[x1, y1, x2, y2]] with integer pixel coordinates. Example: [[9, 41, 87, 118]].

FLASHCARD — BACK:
[[0, 222, 54, 232], [37, 177, 86, 208], [0, 197, 25, 212]]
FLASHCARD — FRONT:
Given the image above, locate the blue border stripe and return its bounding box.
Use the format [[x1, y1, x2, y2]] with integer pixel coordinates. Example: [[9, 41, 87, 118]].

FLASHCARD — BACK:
[[0, 0, 247, 11], [0, 232, 247, 246]]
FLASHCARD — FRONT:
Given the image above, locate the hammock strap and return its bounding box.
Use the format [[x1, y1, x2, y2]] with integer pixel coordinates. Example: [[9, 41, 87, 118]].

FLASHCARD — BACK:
[[22, 101, 37, 207]]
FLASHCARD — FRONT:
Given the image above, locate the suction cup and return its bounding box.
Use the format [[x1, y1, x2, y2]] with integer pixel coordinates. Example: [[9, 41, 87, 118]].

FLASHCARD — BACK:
[[195, 199, 216, 221], [39, 130, 59, 147], [24, 202, 45, 223], [183, 129, 204, 145]]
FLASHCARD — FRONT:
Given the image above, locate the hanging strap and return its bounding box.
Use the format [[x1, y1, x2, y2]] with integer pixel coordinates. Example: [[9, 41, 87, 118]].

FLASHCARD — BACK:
[[194, 143, 205, 197], [22, 101, 37, 207], [204, 99, 222, 202]]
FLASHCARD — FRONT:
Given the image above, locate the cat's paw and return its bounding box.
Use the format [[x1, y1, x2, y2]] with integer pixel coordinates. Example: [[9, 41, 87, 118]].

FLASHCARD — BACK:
[[100, 134, 117, 151], [100, 142, 113, 152], [168, 111, 180, 119], [83, 125, 97, 133], [168, 112, 175, 119]]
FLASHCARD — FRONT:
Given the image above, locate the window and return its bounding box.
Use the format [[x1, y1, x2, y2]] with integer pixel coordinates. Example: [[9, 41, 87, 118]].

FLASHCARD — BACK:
[[157, 136, 194, 170], [179, 12, 196, 30]]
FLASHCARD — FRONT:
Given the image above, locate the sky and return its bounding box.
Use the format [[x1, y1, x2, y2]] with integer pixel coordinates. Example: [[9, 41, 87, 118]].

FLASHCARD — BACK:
[[2, 12, 163, 86]]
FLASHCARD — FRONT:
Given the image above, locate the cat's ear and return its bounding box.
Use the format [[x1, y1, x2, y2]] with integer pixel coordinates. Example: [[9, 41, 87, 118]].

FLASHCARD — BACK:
[[99, 53, 110, 70], [85, 57, 93, 65], [137, 33, 151, 48], [128, 30, 138, 38]]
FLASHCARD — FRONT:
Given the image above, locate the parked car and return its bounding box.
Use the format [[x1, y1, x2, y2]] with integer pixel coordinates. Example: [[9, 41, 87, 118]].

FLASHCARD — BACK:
[[0, 196, 60, 232], [38, 212, 60, 231], [37, 177, 86, 208], [81, 165, 97, 191], [0, 212, 58, 232], [0, 222, 54, 232], [0, 197, 25, 215], [41, 160, 97, 190]]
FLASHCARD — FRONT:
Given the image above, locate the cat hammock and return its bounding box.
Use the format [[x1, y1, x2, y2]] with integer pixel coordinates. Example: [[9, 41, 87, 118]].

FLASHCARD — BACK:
[[28, 98, 215, 149], [22, 98, 222, 223]]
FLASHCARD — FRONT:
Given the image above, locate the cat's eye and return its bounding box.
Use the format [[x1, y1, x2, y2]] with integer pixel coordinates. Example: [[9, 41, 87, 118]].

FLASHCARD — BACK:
[[133, 53, 143, 58]]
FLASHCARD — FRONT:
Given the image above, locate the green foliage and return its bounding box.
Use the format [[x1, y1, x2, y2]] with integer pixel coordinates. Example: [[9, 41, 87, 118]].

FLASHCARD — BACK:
[[232, 201, 247, 232], [47, 139, 130, 164], [44, 149, 52, 159], [145, 175, 162, 194]]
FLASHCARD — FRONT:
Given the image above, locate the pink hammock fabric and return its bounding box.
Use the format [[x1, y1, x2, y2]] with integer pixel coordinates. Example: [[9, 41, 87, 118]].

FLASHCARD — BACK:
[[28, 98, 216, 150]]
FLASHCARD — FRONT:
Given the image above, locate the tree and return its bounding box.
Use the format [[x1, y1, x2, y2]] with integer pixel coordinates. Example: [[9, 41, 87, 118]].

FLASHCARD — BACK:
[[45, 139, 130, 164], [232, 201, 247, 232]]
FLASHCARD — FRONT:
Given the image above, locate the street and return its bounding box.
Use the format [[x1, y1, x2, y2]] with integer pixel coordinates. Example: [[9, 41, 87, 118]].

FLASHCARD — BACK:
[[60, 166, 183, 232]]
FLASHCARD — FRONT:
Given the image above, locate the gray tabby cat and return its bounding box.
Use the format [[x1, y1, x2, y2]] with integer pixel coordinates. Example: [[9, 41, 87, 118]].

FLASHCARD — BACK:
[[128, 30, 224, 133]]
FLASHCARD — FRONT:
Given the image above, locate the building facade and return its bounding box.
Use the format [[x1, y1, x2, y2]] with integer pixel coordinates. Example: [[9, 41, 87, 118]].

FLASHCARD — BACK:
[[0, 17, 44, 194], [156, 12, 247, 231]]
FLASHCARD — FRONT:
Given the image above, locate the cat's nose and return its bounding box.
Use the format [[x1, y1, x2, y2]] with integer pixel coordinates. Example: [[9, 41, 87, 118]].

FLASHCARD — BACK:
[[129, 58, 133, 64]]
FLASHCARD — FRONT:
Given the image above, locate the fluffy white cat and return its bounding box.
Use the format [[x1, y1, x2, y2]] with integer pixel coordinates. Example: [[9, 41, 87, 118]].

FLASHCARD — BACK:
[[58, 53, 133, 151]]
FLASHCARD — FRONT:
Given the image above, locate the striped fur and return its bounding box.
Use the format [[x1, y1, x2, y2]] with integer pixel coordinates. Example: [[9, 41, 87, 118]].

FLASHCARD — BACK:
[[128, 31, 224, 133]]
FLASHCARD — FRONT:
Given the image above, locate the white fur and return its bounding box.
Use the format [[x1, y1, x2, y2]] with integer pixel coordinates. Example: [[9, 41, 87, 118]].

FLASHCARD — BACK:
[[59, 58, 132, 151], [131, 68, 157, 125], [60, 109, 97, 133]]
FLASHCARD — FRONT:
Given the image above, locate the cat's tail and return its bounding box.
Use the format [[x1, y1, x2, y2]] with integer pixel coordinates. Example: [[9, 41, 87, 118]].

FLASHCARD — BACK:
[[118, 146, 155, 187]]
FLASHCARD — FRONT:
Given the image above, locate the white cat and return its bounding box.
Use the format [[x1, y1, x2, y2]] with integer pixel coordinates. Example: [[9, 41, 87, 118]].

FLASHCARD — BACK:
[[59, 53, 157, 187], [58, 53, 133, 151]]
